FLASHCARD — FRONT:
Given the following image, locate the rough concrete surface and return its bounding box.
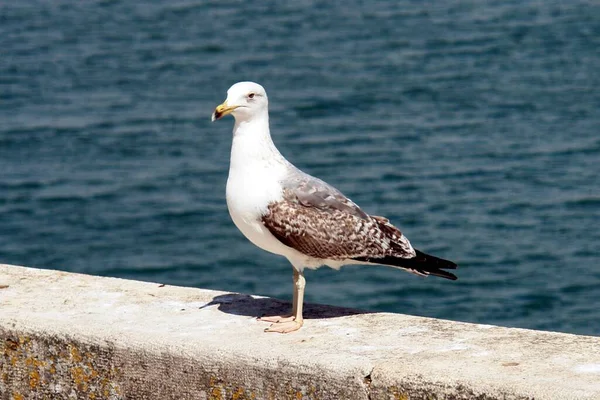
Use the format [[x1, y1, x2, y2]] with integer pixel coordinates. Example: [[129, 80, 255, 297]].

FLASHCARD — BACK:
[[0, 264, 599, 400]]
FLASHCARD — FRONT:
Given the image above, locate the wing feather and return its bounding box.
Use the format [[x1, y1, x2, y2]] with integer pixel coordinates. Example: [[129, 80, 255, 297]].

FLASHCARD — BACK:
[[262, 176, 416, 260]]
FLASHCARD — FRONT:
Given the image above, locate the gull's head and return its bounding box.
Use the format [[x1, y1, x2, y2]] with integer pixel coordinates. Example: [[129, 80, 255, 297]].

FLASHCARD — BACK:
[[212, 81, 268, 122]]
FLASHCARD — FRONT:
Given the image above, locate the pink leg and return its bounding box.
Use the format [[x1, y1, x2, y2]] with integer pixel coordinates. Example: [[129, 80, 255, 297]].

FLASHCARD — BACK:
[[261, 268, 305, 333]]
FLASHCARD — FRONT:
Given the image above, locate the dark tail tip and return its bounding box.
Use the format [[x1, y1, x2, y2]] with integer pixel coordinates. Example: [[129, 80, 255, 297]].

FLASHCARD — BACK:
[[413, 249, 458, 280], [353, 249, 458, 280]]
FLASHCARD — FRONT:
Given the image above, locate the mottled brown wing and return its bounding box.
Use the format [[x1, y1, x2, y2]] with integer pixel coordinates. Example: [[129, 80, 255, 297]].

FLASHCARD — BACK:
[[262, 183, 416, 260]]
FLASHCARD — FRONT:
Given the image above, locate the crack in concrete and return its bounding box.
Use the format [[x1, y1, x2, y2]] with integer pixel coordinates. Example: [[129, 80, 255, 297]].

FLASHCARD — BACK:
[[363, 367, 374, 400]]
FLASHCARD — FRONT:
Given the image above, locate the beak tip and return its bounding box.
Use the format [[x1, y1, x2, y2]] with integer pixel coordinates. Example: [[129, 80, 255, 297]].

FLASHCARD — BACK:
[[211, 101, 231, 122]]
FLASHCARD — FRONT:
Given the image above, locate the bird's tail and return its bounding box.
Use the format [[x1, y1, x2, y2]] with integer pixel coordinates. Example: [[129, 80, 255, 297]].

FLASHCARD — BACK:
[[360, 250, 458, 280]]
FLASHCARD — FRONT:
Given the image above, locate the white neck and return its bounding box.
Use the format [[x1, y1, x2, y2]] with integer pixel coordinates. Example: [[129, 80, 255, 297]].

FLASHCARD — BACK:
[[229, 112, 286, 172]]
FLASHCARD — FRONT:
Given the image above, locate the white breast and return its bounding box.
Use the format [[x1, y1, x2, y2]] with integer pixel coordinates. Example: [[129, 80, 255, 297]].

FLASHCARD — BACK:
[[226, 150, 290, 256]]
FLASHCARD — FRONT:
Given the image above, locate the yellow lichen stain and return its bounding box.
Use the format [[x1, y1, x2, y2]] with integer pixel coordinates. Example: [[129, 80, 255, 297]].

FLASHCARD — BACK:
[[69, 345, 83, 363], [21, 354, 47, 389], [100, 377, 115, 398], [70, 365, 95, 392], [389, 386, 409, 400], [3, 339, 21, 368], [2, 335, 123, 400], [113, 381, 122, 395], [18, 336, 31, 346], [283, 384, 306, 400], [210, 386, 223, 400], [29, 369, 40, 389], [208, 376, 225, 400], [231, 387, 244, 400], [25, 357, 46, 368], [229, 387, 257, 400]]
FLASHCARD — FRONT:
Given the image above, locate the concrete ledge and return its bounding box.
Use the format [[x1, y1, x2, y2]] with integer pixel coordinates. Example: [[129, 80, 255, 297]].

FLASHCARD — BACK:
[[1, 264, 599, 400]]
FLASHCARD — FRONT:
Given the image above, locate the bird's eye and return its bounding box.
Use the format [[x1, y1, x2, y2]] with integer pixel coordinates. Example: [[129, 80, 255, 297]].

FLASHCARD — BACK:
[[248, 93, 255, 99]]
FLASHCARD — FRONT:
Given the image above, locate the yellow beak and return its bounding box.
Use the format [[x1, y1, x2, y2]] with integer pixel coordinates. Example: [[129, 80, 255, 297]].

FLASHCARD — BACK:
[[211, 101, 239, 122]]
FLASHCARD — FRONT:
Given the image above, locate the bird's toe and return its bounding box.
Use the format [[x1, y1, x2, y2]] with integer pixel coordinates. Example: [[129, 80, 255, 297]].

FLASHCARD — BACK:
[[264, 319, 303, 333], [258, 314, 295, 323]]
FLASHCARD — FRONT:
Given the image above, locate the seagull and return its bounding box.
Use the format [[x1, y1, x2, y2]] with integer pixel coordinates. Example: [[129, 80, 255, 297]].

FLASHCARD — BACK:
[[212, 82, 457, 333]]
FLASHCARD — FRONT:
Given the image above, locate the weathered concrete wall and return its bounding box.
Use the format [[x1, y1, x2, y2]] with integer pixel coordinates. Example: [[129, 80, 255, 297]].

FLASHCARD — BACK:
[[1, 264, 599, 400]]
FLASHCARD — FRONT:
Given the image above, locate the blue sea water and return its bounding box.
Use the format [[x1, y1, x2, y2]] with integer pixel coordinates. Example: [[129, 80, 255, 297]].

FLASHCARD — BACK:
[[1, 0, 599, 336]]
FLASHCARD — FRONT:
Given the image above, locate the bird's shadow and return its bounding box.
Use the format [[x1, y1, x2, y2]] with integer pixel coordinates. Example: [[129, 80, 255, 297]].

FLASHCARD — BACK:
[[201, 293, 371, 320]]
